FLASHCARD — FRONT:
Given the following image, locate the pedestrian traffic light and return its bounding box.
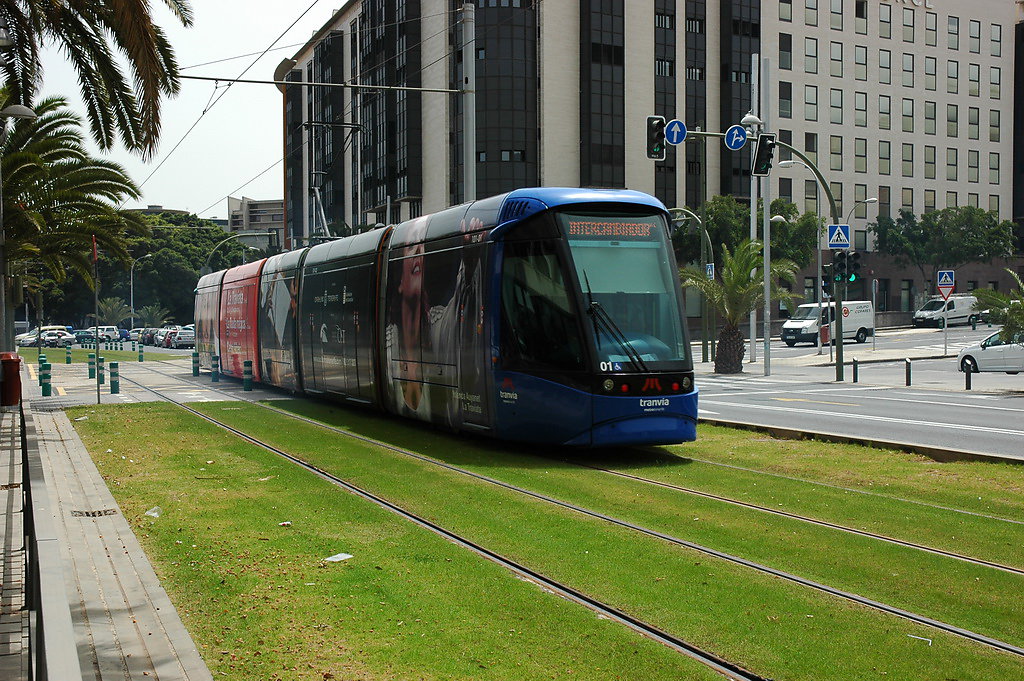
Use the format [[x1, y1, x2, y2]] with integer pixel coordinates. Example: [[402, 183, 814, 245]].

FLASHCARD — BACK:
[[847, 252, 862, 283], [750, 132, 777, 177], [833, 250, 848, 282], [646, 115, 666, 160]]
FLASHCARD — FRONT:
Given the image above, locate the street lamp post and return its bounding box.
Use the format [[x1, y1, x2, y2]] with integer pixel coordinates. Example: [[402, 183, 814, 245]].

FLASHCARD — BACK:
[[0, 104, 39, 352], [129, 253, 153, 329], [202, 231, 271, 275], [740, 110, 763, 364], [779, 159, 825, 355]]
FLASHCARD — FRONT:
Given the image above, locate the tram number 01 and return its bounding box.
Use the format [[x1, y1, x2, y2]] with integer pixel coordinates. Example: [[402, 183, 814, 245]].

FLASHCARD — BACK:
[[599, 361, 623, 372]]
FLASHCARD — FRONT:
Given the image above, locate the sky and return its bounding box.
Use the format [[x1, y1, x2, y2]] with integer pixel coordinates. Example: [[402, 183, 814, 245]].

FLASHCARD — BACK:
[[39, 1, 338, 219]]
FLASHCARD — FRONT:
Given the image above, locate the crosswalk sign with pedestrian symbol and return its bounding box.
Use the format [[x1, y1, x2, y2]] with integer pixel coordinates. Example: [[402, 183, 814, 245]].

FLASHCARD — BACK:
[[937, 270, 955, 300], [827, 224, 851, 249]]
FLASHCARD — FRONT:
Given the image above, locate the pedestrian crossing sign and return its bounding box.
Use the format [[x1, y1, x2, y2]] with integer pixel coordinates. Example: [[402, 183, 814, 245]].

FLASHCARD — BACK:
[[827, 224, 851, 249], [937, 269, 955, 299]]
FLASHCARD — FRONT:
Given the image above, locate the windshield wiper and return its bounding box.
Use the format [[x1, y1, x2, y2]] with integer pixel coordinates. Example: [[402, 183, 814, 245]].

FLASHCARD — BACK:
[[583, 272, 648, 372]]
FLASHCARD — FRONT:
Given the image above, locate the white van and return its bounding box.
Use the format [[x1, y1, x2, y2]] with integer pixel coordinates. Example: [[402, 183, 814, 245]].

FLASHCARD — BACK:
[[781, 301, 874, 346], [912, 294, 980, 328]]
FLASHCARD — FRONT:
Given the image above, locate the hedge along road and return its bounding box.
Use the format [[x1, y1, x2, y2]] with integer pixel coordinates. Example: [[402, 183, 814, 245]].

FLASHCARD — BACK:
[[110, 387, 1024, 679]]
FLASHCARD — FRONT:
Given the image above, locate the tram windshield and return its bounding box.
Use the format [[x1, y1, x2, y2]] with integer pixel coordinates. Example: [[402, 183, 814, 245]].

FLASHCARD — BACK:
[[557, 211, 690, 371]]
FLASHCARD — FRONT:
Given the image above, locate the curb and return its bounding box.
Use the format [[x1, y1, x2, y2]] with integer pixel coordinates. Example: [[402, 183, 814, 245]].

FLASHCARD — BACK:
[[700, 416, 1023, 466]]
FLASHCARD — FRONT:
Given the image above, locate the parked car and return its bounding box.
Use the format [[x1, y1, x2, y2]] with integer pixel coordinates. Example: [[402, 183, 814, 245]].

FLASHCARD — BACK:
[[154, 325, 180, 346], [162, 330, 177, 347], [42, 330, 76, 347], [118, 328, 130, 340], [170, 329, 194, 349], [129, 328, 145, 341], [72, 329, 95, 344], [16, 325, 68, 344], [88, 325, 120, 341], [142, 328, 159, 345], [957, 331, 1024, 374], [16, 332, 41, 347]]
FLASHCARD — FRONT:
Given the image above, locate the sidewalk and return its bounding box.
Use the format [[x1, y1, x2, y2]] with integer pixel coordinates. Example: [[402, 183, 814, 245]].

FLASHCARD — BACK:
[[2, 357, 214, 681]]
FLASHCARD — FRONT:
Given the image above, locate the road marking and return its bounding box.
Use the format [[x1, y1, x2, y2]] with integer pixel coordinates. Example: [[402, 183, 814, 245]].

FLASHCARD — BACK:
[[698, 409, 719, 416], [772, 397, 859, 406], [56, 387, 66, 396], [701, 399, 1024, 437]]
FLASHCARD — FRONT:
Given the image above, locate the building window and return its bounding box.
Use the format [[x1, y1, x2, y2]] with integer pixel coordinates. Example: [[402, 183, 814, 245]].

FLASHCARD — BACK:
[[924, 189, 936, 213], [780, 81, 793, 118], [655, 13, 674, 29], [780, 33, 792, 70], [968, 107, 979, 139], [902, 98, 914, 132], [855, 0, 867, 34], [878, 95, 890, 129], [855, 138, 867, 173], [854, 45, 867, 80], [805, 179, 818, 214], [924, 56, 936, 90], [924, 101, 936, 134], [947, 104, 958, 137], [655, 59, 674, 77], [855, 91, 867, 126], [903, 8, 914, 42], [968, 20, 980, 53], [991, 23, 1002, 57], [780, 0, 792, 22], [879, 49, 890, 84], [805, 37, 818, 73], [830, 41, 842, 77], [878, 185, 891, 217], [685, 18, 704, 33], [946, 191, 958, 208], [854, 183, 868, 218], [967, 150, 979, 183], [990, 67, 1001, 99], [805, 132, 818, 164], [900, 279, 912, 312], [990, 110, 1000, 142], [780, 177, 793, 203], [989, 195, 999, 214], [879, 140, 890, 175], [948, 16, 959, 50], [968, 63, 980, 97], [902, 143, 913, 177], [854, 230, 867, 250], [779, 129, 793, 161], [879, 3, 891, 39], [478, 151, 487, 162], [805, 0, 818, 26], [989, 153, 1000, 184], [946, 148, 958, 181], [831, 181, 843, 215], [924, 145, 936, 179], [804, 84, 818, 120], [830, 135, 843, 171], [925, 12, 937, 46], [830, 88, 842, 124], [947, 60, 958, 94], [830, 0, 842, 30], [902, 53, 914, 87], [902, 188, 913, 211]]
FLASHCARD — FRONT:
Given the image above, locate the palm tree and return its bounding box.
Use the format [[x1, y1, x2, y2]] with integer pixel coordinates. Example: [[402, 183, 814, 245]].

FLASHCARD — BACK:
[[681, 240, 799, 374], [91, 296, 131, 326], [2, 95, 144, 282], [137, 304, 172, 328], [0, 0, 193, 158], [973, 269, 1024, 344]]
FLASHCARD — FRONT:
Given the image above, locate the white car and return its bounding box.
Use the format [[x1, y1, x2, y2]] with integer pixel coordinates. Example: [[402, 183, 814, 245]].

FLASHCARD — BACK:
[[129, 327, 145, 341], [957, 331, 1024, 374]]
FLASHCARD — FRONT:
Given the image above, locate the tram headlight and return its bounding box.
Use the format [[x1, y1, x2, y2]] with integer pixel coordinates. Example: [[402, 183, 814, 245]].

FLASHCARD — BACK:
[[682, 376, 692, 391], [602, 379, 615, 392]]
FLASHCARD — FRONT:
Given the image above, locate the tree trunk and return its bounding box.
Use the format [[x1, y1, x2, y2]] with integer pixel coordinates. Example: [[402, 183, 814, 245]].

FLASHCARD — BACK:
[[714, 323, 747, 374]]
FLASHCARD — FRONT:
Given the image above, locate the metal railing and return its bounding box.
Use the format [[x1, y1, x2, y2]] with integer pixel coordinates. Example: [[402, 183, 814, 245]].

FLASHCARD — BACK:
[[20, 399, 83, 680]]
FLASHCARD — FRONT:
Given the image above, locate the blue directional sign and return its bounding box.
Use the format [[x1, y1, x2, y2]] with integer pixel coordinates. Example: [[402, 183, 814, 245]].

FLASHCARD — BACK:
[[705, 262, 715, 279], [664, 119, 687, 145], [723, 124, 748, 151], [827, 224, 851, 249]]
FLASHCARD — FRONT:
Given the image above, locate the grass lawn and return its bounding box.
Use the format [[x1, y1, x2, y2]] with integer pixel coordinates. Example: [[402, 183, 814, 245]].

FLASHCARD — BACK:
[[18, 347, 165, 365], [70, 401, 1023, 680]]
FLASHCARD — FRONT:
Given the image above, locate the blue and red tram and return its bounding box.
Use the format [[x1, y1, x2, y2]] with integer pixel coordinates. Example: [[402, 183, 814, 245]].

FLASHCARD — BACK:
[[195, 187, 698, 446]]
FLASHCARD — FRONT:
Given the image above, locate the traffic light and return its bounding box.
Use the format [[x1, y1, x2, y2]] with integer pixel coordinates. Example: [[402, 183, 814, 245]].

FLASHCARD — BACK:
[[847, 252, 862, 283], [646, 115, 666, 160], [750, 132, 777, 177], [833, 251, 848, 282]]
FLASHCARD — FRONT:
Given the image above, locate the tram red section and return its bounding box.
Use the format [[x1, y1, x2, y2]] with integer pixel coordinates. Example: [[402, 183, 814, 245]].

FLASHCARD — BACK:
[[218, 260, 266, 380]]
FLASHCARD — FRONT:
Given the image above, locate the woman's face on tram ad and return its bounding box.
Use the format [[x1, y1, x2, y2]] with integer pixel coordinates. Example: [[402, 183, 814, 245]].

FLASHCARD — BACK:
[[398, 223, 427, 410]]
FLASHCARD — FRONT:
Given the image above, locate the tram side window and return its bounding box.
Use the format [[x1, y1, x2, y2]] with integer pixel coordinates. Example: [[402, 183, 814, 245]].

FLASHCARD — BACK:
[[501, 241, 585, 370]]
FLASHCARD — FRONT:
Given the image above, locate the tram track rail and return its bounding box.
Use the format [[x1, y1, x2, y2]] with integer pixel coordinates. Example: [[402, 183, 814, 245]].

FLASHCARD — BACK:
[[121, 364, 1024, 658]]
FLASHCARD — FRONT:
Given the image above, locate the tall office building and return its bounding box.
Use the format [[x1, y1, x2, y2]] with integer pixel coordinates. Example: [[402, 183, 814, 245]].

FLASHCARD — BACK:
[[279, 0, 1020, 309]]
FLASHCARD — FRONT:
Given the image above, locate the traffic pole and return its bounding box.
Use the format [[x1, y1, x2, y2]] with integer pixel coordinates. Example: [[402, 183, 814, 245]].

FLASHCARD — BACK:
[[243, 360, 253, 391], [110, 361, 119, 394], [40, 363, 51, 397], [88, 353, 96, 379]]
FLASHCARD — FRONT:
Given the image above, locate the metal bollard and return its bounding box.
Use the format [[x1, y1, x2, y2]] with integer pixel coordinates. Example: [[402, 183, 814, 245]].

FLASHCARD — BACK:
[[37, 354, 46, 386], [40, 363, 51, 397], [192, 352, 200, 377], [138, 344, 144, 362], [243, 360, 253, 391], [852, 358, 859, 383], [88, 353, 96, 379], [66, 345, 72, 364], [905, 358, 912, 386], [98, 357, 105, 385], [971, 317, 977, 331], [211, 355, 220, 382], [965, 366, 972, 391], [110, 361, 119, 394], [132, 341, 137, 353]]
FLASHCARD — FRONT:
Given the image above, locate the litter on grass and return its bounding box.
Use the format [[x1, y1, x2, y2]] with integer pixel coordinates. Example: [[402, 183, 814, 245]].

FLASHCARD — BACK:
[[144, 506, 162, 518], [278, 521, 292, 527], [325, 553, 353, 562], [73, 416, 88, 421]]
